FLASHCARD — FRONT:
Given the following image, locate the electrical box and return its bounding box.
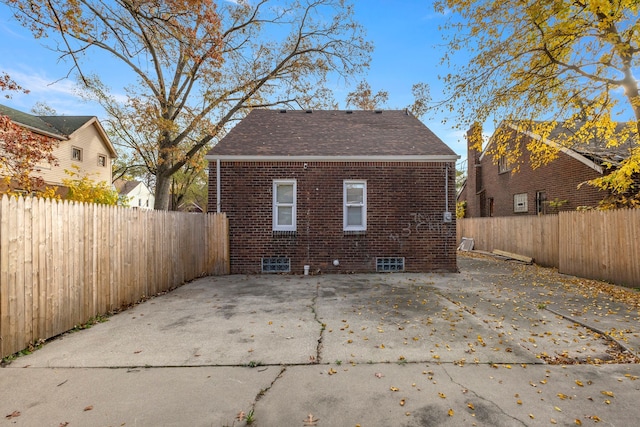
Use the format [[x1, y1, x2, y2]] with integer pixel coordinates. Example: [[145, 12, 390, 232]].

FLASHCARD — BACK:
[[443, 211, 452, 223]]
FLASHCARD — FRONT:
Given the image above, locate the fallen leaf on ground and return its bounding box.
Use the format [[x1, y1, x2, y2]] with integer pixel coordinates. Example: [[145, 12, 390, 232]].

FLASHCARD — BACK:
[[5, 411, 20, 419], [303, 413, 319, 426], [84, 406, 93, 411]]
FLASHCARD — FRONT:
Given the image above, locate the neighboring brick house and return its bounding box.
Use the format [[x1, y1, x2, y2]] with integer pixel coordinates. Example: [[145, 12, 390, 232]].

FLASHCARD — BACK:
[[206, 109, 460, 274], [0, 104, 117, 192], [458, 121, 634, 217]]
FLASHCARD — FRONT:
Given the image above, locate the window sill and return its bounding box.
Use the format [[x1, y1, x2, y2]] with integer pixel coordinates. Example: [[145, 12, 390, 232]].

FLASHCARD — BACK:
[[272, 230, 297, 237], [343, 230, 366, 236]]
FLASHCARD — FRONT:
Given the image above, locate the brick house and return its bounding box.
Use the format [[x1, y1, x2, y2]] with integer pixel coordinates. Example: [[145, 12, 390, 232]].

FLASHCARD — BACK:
[[459, 121, 634, 217], [206, 109, 460, 274]]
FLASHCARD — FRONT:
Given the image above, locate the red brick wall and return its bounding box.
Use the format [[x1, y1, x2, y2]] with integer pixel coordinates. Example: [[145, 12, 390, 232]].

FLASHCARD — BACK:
[[208, 161, 458, 274], [460, 131, 611, 217]]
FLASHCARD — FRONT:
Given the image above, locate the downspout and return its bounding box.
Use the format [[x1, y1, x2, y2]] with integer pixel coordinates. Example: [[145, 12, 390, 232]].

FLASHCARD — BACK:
[[444, 163, 452, 222], [445, 164, 449, 212], [216, 159, 221, 213]]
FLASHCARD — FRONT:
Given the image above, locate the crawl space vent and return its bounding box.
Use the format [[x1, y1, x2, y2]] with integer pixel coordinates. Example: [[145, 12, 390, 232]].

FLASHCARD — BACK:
[[376, 257, 405, 272], [262, 257, 291, 273]]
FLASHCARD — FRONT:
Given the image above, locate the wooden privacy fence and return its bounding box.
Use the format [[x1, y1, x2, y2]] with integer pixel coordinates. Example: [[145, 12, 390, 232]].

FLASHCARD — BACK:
[[0, 195, 229, 359], [457, 209, 640, 288]]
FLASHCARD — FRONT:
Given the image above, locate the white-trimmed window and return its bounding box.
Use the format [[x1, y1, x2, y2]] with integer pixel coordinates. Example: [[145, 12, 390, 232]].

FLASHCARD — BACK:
[[72, 147, 83, 161], [498, 155, 511, 173], [344, 180, 367, 231], [514, 193, 528, 213], [273, 180, 296, 231]]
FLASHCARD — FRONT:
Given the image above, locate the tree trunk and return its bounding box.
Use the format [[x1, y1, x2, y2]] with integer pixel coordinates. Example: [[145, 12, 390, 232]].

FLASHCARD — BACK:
[[154, 172, 172, 210]]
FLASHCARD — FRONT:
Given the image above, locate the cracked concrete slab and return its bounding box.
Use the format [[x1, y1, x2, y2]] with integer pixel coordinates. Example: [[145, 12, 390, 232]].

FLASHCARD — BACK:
[[0, 366, 277, 427], [2, 253, 640, 426]]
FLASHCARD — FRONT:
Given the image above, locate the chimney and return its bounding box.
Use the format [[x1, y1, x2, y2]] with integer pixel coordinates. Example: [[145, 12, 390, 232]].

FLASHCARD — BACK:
[[465, 123, 483, 217]]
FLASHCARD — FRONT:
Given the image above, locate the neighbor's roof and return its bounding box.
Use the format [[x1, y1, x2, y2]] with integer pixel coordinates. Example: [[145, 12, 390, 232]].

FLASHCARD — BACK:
[[0, 103, 67, 139], [0, 103, 117, 158], [113, 179, 142, 196], [206, 109, 458, 161], [485, 120, 636, 167]]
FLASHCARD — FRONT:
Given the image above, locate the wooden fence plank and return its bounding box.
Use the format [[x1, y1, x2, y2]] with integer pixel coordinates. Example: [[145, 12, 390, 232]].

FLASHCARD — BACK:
[[458, 210, 640, 287], [0, 196, 230, 359], [0, 196, 10, 356]]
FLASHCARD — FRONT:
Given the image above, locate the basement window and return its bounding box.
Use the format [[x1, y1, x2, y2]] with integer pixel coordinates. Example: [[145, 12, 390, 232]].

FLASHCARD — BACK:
[[376, 257, 405, 273], [262, 257, 291, 273]]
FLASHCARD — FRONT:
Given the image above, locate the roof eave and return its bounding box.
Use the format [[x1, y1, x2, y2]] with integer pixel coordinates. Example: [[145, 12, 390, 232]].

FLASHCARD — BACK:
[[11, 122, 67, 141], [507, 123, 603, 174], [205, 154, 460, 162]]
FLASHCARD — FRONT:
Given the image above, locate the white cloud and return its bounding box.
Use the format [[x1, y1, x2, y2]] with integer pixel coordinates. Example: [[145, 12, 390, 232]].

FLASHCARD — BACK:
[[1, 67, 129, 118]]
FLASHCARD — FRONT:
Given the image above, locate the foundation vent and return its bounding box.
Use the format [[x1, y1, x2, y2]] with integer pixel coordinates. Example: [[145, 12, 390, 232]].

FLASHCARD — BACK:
[[376, 257, 405, 272], [262, 257, 291, 273]]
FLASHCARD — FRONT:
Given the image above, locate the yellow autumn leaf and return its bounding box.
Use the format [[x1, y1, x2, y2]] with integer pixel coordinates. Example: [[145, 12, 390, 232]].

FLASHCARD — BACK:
[[575, 419, 582, 426], [438, 392, 446, 398], [390, 387, 399, 392], [554, 406, 562, 412], [575, 380, 584, 387], [467, 403, 475, 410], [516, 400, 523, 405], [557, 393, 568, 400], [447, 408, 454, 417], [551, 419, 557, 424], [529, 414, 535, 419], [601, 391, 614, 397]]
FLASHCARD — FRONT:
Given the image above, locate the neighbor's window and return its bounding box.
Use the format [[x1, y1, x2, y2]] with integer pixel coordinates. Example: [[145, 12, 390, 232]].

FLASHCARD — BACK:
[[273, 180, 296, 231], [72, 147, 83, 161], [98, 154, 107, 167], [344, 180, 367, 231], [498, 155, 511, 173], [514, 193, 528, 213]]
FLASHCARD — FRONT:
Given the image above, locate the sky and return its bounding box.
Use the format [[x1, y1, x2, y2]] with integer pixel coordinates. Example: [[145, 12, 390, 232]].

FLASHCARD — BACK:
[[0, 0, 469, 166]]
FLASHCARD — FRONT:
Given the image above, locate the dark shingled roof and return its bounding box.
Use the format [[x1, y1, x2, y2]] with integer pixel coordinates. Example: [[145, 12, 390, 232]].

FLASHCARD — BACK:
[[113, 179, 141, 196], [207, 109, 457, 158], [509, 120, 636, 166], [0, 103, 95, 138], [0, 104, 67, 138], [39, 115, 95, 136]]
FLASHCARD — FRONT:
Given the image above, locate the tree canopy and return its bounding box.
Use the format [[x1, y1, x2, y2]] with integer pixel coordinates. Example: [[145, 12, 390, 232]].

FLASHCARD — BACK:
[[4, 0, 372, 209], [436, 0, 640, 207], [0, 72, 58, 197]]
